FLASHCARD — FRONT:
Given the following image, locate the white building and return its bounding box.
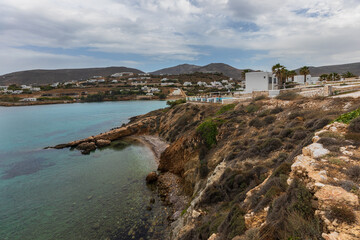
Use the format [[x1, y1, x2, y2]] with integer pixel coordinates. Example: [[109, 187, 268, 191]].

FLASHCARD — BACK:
[[20, 98, 37, 102], [161, 82, 175, 86], [170, 88, 182, 96], [161, 78, 169, 82], [31, 87, 41, 91], [51, 82, 59, 87], [245, 72, 278, 93], [221, 80, 229, 84], [111, 80, 118, 83], [21, 85, 31, 90], [290, 75, 319, 85], [111, 72, 134, 77], [0, 86, 8, 90], [149, 87, 160, 93], [197, 81, 207, 86], [183, 82, 192, 86]]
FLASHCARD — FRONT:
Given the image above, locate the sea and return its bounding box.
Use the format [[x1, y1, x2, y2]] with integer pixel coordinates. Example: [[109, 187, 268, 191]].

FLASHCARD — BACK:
[[0, 101, 169, 240]]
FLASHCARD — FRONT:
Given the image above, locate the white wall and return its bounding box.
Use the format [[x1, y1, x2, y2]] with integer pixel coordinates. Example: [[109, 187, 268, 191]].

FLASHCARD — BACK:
[[245, 72, 275, 93], [293, 75, 311, 84]]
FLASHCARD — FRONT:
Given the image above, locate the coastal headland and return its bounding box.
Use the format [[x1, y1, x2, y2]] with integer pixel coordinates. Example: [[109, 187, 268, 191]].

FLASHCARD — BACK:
[[52, 95, 360, 239]]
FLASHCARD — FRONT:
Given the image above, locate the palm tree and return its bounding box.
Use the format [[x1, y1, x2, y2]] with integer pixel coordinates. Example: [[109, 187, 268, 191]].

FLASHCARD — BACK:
[[287, 70, 296, 82], [319, 74, 328, 81], [328, 72, 340, 81], [342, 71, 356, 79], [299, 66, 310, 83], [272, 63, 284, 86]]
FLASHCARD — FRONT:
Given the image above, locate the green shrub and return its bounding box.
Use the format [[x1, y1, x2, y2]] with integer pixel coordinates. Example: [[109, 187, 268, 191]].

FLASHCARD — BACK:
[[217, 103, 236, 115], [334, 107, 360, 124], [257, 110, 270, 117], [349, 117, 360, 133], [345, 132, 360, 142], [166, 98, 186, 108], [246, 104, 259, 113], [270, 106, 283, 114], [260, 138, 283, 155], [276, 91, 299, 100], [318, 131, 344, 139], [197, 119, 218, 148], [346, 165, 360, 183], [327, 204, 356, 224], [249, 118, 263, 129], [254, 95, 267, 101], [220, 205, 247, 240], [264, 115, 276, 125]]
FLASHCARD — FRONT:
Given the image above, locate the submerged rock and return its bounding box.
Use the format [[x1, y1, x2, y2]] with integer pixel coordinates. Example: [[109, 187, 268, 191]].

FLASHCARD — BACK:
[[146, 172, 158, 183], [76, 142, 96, 154]]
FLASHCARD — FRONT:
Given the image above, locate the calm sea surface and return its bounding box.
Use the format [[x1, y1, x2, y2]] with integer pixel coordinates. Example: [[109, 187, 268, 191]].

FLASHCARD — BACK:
[[0, 101, 168, 240]]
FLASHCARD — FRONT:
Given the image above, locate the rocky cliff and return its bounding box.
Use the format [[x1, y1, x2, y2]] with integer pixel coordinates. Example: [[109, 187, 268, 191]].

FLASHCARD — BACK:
[[55, 96, 360, 240]]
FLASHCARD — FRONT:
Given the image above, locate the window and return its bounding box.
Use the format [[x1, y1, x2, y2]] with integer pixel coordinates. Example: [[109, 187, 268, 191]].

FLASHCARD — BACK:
[[268, 77, 272, 84]]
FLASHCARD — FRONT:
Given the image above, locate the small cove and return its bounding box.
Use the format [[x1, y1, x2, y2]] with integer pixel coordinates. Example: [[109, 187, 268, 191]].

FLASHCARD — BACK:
[[0, 101, 168, 240]]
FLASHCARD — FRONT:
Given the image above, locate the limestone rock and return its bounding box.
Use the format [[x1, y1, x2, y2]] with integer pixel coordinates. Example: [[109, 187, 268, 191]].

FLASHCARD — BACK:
[[146, 171, 158, 183], [315, 185, 359, 206], [303, 143, 330, 158], [96, 139, 111, 147], [76, 142, 96, 154]]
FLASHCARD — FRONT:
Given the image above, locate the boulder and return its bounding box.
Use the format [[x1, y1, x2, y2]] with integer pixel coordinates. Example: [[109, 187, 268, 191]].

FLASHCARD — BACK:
[[96, 139, 111, 148], [303, 143, 330, 158], [146, 171, 158, 183], [76, 142, 96, 154]]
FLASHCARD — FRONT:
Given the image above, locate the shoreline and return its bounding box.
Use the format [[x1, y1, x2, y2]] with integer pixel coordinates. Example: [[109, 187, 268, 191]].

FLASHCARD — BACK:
[[128, 135, 169, 164]]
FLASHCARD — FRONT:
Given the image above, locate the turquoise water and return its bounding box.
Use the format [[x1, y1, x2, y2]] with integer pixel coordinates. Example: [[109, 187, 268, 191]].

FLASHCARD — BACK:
[[0, 101, 168, 240]]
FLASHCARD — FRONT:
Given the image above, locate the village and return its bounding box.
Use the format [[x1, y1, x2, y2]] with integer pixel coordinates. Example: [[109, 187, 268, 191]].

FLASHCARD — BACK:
[[1, 66, 359, 106]]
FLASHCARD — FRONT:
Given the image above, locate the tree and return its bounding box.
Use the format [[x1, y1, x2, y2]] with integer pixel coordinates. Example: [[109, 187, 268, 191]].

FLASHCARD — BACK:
[[342, 71, 356, 79], [272, 63, 285, 87], [327, 72, 340, 81], [319, 74, 328, 81], [299, 66, 310, 83], [287, 70, 296, 82], [241, 69, 251, 80]]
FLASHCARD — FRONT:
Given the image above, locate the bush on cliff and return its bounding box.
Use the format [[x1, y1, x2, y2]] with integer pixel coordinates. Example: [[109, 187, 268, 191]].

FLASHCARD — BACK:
[[166, 99, 186, 108], [334, 107, 360, 124], [349, 117, 360, 133], [197, 119, 218, 148], [216, 103, 236, 115], [276, 91, 299, 100]]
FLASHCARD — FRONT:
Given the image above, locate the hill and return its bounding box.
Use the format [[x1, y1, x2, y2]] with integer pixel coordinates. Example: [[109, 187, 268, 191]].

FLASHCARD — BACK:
[[151, 63, 244, 79], [0, 67, 144, 85], [296, 62, 360, 76]]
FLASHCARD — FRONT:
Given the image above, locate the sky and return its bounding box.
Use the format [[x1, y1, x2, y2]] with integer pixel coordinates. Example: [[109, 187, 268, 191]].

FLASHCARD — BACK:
[[1, 0, 360, 75]]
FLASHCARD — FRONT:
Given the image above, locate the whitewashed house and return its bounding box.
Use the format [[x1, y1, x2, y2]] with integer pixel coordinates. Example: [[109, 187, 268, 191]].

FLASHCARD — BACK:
[[20, 98, 37, 102], [170, 88, 182, 96], [291, 75, 320, 85], [21, 85, 31, 90], [245, 72, 278, 93], [51, 82, 59, 87], [183, 82, 192, 86], [161, 78, 169, 82], [31, 87, 41, 91], [197, 81, 207, 86], [112, 80, 118, 83], [149, 87, 160, 93], [221, 80, 229, 84]]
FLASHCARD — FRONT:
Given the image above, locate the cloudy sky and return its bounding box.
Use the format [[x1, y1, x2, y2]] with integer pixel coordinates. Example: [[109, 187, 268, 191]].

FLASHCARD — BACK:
[[1, 0, 360, 74]]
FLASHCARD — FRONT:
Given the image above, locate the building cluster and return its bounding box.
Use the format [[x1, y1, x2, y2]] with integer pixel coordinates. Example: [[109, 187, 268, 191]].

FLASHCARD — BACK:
[[183, 79, 235, 90]]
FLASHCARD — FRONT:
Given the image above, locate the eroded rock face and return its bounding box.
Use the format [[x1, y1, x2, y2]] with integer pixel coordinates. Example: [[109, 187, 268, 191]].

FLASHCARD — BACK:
[[76, 142, 96, 154], [146, 171, 158, 183], [96, 139, 111, 148]]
